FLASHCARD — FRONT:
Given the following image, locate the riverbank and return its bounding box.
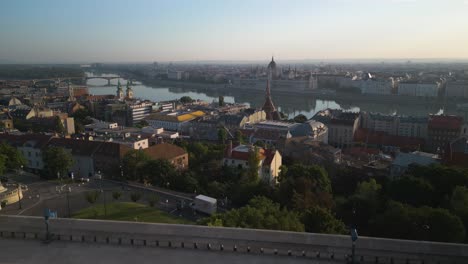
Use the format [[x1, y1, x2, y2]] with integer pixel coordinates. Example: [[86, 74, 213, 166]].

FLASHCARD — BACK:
[[141, 78, 454, 106]]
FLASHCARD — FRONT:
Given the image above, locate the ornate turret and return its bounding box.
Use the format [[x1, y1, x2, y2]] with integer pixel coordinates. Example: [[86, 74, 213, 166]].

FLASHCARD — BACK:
[[126, 80, 134, 99], [262, 80, 281, 120], [267, 56, 279, 80], [116, 79, 124, 100]]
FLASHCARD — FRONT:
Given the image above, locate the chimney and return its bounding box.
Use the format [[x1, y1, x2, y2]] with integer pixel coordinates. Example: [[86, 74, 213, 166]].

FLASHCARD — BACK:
[[227, 140, 233, 158]]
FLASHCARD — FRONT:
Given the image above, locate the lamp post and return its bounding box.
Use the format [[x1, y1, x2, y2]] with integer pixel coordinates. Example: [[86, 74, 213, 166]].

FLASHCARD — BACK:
[[66, 187, 71, 218], [97, 171, 107, 217], [17, 183, 22, 209]]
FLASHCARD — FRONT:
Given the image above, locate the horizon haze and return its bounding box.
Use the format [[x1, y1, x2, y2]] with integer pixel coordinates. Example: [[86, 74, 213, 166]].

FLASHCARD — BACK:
[[1, 0, 468, 64]]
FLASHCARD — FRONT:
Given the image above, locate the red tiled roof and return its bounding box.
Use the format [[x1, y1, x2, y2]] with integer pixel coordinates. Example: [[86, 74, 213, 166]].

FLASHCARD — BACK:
[[428, 115, 463, 130], [0, 133, 54, 149], [143, 143, 187, 160], [354, 128, 424, 150]]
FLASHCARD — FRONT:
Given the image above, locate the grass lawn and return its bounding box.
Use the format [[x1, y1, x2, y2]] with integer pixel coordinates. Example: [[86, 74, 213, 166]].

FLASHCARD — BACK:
[[72, 202, 193, 225]]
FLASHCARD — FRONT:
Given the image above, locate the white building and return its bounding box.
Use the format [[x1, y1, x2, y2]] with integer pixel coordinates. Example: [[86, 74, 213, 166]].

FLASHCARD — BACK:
[[222, 143, 282, 185], [360, 79, 393, 95], [398, 82, 439, 97], [446, 81, 468, 99], [167, 71, 184, 80], [398, 116, 428, 139], [127, 101, 154, 126]]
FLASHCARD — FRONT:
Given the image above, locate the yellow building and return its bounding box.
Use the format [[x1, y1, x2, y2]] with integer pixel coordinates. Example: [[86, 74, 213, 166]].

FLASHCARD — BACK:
[[146, 110, 205, 131]]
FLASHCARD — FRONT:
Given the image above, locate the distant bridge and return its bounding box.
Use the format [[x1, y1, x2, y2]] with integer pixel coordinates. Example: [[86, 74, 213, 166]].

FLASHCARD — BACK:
[[5, 76, 123, 86]]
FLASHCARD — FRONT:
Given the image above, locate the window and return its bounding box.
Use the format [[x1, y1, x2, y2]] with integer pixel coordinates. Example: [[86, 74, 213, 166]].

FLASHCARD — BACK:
[[28, 151, 31, 157]]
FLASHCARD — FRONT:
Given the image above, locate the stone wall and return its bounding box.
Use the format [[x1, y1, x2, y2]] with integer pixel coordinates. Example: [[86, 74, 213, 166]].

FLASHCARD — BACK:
[[0, 215, 467, 264]]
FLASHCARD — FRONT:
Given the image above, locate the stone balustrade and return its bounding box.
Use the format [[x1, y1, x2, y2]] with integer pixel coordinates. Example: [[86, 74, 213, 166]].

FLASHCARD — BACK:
[[1, 215, 467, 264]]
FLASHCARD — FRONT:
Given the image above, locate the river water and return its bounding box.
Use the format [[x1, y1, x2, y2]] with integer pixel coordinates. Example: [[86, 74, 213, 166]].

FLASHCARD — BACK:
[[86, 73, 460, 119]]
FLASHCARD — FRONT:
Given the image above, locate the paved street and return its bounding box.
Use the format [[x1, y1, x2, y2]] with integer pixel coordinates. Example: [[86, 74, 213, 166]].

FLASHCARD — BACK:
[[1, 173, 205, 222], [0, 238, 333, 264]]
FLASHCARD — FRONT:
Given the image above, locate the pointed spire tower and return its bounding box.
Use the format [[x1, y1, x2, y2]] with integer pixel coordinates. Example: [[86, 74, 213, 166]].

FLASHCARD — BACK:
[[262, 80, 280, 120], [126, 80, 134, 99], [116, 79, 124, 100]]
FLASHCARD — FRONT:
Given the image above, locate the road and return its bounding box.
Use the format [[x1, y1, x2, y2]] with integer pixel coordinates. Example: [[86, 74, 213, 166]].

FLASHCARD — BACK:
[[1, 173, 206, 222], [0, 238, 334, 264]]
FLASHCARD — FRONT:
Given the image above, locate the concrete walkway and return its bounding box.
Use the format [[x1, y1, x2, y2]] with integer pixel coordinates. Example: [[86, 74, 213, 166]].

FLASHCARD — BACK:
[[0, 238, 333, 264]]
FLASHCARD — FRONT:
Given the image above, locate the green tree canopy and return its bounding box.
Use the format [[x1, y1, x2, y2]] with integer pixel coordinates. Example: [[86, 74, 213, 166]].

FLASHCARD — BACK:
[[370, 201, 465, 243], [302, 206, 347, 234], [406, 164, 468, 205], [180, 96, 193, 104], [137, 159, 177, 186], [387, 176, 435, 207], [43, 147, 73, 179], [278, 164, 333, 210], [450, 186, 468, 241], [202, 196, 304, 232], [0, 154, 7, 176], [54, 116, 65, 134], [122, 149, 150, 181], [0, 143, 26, 171], [217, 128, 227, 144]]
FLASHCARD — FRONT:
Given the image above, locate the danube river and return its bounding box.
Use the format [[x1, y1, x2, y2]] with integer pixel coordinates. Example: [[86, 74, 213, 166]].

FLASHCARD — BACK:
[[86, 73, 463, 119]]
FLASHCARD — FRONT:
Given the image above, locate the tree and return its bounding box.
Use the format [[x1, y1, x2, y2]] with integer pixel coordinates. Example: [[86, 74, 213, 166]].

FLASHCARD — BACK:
[[0, 154, 7, 176], [130, 192, 142, 202], [122, 150, 150, 181], [85, 191, 100, 205], [387, 176, 435, 207], [54, 116, 65, 134], [0, 143, 26, 171], [202, 196, 304, 232], [180, 96, 193, 104], [278, 164, 333, 211], [370, 201, 465, 243], [406, 164, 468, 206], [137, 159, 177, 187], [135, 120, 149, 128], [42, 147, 73, 179], [302, 206, 347, 234], [112, 191, 122, 201], [353, 178, 381, 201], [253, 140, 265, 148], [147, 194, 159, 207], [293, 114, 307, 123], [218, 96, 225, 107], [234, 130, 245, 144], [246, 146, 261, 181], [450, 186, 468, 241], [217, 128, 227, 144]]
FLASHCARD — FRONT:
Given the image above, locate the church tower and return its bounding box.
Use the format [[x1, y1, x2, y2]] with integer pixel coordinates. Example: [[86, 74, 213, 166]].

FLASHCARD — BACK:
[[116, 79, 124, 100], [126, 80, 134, 99], [67, 81, 75, 101], [261, 80, 281, 120]]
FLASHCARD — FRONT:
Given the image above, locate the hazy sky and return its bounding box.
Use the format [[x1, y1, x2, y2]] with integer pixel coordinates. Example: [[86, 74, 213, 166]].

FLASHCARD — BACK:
[[1, 0, 467, 63]]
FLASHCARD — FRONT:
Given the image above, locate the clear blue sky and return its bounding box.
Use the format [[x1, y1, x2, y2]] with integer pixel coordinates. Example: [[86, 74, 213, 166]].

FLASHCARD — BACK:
[[1, 0, 467, 63]]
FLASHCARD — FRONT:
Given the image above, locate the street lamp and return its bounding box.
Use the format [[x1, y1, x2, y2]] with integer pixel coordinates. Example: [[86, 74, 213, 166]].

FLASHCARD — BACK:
[[96, 171, 107, 217], [17, 183, 22, 209], [350, 228, 358, 264], [66, 187, 71, 218]]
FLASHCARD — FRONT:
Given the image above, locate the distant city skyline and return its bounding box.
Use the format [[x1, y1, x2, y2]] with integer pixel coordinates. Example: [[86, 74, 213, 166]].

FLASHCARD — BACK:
[[1, 0, 468, 64]]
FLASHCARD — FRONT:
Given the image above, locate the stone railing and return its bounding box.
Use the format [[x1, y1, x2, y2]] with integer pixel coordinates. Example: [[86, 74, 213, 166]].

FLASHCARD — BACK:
[[0, 215, 467, 264]]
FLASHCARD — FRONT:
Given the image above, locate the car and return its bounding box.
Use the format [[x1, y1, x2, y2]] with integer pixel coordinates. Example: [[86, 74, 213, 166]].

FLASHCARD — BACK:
[[79, 177, 90, 183]]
